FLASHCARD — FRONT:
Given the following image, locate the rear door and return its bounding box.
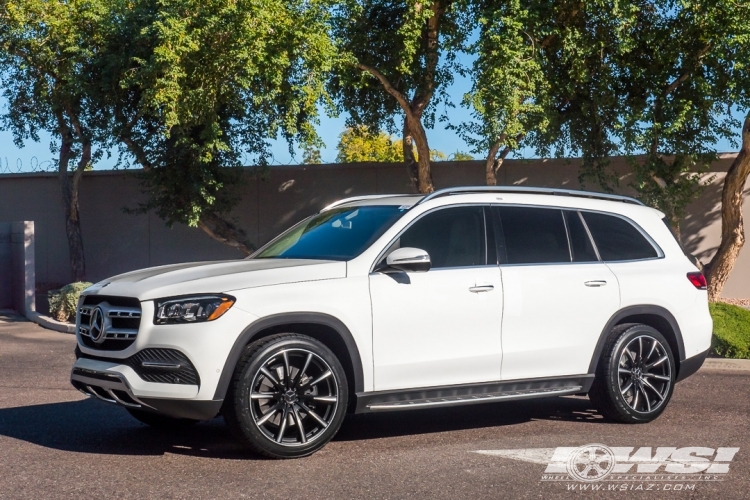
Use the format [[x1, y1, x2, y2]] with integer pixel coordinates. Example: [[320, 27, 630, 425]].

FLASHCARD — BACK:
[[494, 206, 621, 381]]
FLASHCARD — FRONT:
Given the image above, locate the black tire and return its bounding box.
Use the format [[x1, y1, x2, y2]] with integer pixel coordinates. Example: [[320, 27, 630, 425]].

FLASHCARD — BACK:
[[223, 333, 349, 459], [589, 323, 676, 423], [126, 408, 199, 428]]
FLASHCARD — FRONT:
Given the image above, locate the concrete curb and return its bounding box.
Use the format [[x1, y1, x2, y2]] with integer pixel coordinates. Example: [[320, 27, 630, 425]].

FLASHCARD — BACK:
[[702, 358, 750, 372], [27, 311, 75, 334]]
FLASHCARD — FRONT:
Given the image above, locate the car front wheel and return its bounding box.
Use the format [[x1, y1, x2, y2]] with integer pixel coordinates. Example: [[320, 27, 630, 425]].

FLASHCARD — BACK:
[[223, 333, 348, 458], [589, 324, 675, 423]]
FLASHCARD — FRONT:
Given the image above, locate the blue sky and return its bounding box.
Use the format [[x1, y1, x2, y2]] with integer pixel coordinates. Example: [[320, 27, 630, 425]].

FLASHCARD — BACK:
[[0, 68, 478, 173], [0, 68, 743, 173]]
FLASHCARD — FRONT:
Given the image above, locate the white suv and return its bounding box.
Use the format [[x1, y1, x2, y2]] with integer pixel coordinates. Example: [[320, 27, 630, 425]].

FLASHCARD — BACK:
[[71, 187, 712, 458]]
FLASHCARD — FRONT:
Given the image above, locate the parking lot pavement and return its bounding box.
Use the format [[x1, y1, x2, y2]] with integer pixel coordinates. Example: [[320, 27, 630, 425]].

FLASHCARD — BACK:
[[1, 316, 748, 500]]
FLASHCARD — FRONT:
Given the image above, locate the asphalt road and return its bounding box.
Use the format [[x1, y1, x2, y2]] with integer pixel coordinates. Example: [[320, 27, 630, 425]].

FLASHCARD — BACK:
[[1, 313, 748, 499]]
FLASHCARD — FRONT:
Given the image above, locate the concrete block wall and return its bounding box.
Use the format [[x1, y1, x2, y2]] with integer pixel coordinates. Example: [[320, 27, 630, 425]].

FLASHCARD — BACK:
[[0, 221, 35, 314], [0, 156, 748, 298]]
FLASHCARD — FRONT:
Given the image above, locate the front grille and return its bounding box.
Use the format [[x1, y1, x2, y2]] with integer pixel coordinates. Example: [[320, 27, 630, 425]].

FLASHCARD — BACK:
[[78, 295, 141, 350], [77, 347, 200, 386]]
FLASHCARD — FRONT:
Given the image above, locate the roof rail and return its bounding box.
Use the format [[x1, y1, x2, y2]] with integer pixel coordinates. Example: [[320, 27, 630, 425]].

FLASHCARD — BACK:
[[322, 194, 413, 212], [415, 186, 644, 206]]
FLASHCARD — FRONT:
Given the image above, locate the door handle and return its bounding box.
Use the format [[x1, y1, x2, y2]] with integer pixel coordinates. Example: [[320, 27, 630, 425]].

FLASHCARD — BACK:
[[584, 280, 608, 287], [469, 284, 495, 293]]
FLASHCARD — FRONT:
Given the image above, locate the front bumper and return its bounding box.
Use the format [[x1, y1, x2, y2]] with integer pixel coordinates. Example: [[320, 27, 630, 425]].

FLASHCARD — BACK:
[[70, 363, 223, 420], [72, 300, 258, 419]]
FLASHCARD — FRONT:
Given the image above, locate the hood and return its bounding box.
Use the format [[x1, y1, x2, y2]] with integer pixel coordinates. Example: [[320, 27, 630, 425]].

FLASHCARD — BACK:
[[83, 259, 347, 301]]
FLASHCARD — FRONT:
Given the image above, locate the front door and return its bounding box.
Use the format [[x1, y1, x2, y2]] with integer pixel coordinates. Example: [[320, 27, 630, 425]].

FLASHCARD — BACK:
[[370, 206, 503, 391]]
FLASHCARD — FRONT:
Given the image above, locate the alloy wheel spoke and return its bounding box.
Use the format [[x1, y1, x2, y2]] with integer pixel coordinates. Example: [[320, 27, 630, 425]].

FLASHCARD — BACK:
[[298, 402, 328, 428], [621, 380, 633, 394], [276, 407, 289, 443], [641, 379, 666, 401], [618, 367, 631, 374], [632, 385, 640, 410], [282, 351, 291, 389], [293, 353, 313, 388], [292, 405, 307, 444], [260, 367, 282, 389], [646, 356, 668, 370], [306, 370, 332, 388], [251, 392, 276, 400], [256, 403, 281, 426], [626, 349, 637, 364], [646, 338, 658, 362], [641, 385, 652, 412], [638, 337, 644, 362], [643, 373, 670, 381]]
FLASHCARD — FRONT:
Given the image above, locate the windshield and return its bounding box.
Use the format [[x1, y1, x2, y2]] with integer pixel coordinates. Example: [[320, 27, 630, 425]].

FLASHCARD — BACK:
[[253, 205, 408, 261]]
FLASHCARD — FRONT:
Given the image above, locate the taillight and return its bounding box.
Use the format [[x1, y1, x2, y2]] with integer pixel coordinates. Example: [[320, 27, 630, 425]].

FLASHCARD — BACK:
[[687, 272, 707, 290]]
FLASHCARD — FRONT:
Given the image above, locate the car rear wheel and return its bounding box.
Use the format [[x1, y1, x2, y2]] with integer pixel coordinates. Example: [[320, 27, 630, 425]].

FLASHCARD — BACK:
[[223, 333, 348, 458], [589, 323, 675, 423]]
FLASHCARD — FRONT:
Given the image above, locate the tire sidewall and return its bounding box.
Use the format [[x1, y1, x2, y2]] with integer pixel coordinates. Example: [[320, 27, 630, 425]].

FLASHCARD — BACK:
[[232, 335, 349, 458], [605, 326, 676, 422]]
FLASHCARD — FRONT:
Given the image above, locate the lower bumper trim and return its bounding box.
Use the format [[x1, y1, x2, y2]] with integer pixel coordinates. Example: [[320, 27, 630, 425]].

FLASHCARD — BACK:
[[676, 348, 710, 382], [137, 398, 223, 420]]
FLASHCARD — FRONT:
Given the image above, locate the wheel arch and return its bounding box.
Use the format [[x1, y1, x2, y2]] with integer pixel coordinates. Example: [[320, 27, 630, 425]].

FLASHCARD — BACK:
[[588, 305, 686, 376], [213, 312, 364, 407]]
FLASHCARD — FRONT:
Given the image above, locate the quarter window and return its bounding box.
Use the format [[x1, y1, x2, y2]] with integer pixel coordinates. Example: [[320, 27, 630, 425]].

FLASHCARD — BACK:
[[395, 206, 486, 268], [565, 211, 599, 262], [581, 212, 658, 261], [496, 207, 570, 264]]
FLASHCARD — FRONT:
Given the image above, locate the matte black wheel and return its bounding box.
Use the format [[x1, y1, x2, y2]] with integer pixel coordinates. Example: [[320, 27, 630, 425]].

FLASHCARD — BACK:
[[589, 324, 675, 423], [126, 408, 199, 428], [223, 333, 348, 458]]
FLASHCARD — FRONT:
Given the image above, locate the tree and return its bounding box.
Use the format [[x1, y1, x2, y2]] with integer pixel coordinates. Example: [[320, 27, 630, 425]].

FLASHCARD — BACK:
[[456, 0, 548, 185], [331, 0, 469, 193], [335, 126, 448, 162], [0, 0, 110, 281], [96, 0, 336, 254], [336, 126, 403, 162]]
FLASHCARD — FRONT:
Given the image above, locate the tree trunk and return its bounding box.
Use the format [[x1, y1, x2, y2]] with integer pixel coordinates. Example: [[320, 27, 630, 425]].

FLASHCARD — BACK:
[[407, 115, 434, 194], [197, 212, 254, 256], [704, 114, 750, 301], [485, 140, 503, 186], [57, 144, 87, 283], [119, 131, 254, 255], [402, 119, 420, 193]]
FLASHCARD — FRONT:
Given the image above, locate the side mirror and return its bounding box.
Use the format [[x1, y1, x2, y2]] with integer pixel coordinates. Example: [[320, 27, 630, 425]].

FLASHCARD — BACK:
[[386, 247, 431, 273]]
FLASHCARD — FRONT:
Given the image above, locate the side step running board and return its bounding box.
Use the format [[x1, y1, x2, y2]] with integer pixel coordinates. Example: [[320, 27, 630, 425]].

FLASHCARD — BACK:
[[366, 386, 581, 411]]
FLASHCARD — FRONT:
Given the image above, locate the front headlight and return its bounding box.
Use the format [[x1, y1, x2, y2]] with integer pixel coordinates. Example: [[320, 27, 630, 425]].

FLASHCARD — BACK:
[[154, 294, 236, 325]]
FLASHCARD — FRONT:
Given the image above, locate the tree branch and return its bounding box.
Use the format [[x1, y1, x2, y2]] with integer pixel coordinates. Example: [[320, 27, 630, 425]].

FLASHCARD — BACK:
[[356, 62, 415, 122]]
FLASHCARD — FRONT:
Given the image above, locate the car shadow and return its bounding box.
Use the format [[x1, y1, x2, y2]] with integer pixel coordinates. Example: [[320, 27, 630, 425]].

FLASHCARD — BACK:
[[0, 395, 609, 458], [335, 395, 610, 442]]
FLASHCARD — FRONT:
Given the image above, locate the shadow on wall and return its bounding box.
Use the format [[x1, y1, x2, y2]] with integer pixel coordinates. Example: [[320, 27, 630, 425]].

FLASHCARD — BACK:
[[681, 177, 750, 265]]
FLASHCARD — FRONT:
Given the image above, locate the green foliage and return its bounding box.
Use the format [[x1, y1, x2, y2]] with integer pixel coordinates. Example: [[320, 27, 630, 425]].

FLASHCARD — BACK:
[[447, 152, 474, 161], [456, 0, 549, 165], [528, 1, 750, 228], [97, 0, 338, 231], [48, 282, 92, 323], [302, 145, 323, 164], [335, 126, 448, 162], [336, 127, 403, 162], [710, 303, 750, 359]]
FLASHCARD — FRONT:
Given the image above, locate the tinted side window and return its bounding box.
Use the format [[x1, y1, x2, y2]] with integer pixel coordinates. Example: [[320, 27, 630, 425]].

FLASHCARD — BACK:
[[399, 206, 486, 268], [582, 212, 658, 261], [496, 207, 570, 264], [565, 210, 598, 262]]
